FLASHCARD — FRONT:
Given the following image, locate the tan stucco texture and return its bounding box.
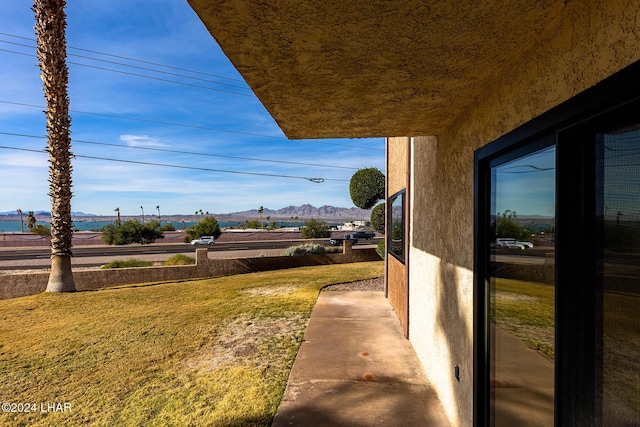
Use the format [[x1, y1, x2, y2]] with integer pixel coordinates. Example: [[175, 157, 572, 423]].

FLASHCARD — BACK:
[[405, 2, 640, 423], [188, 0, 569, 139], [386, 137, 410, 335]]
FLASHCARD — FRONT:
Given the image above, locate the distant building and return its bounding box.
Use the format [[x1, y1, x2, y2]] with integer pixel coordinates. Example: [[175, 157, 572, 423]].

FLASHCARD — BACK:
[[338, 220, 369, 231]]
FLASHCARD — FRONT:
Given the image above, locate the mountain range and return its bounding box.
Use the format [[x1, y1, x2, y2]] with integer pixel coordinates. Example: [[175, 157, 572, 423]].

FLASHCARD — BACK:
[[0, 205, 372, 221], [0, 210, 94, 216], [222, 204, 371, 220]]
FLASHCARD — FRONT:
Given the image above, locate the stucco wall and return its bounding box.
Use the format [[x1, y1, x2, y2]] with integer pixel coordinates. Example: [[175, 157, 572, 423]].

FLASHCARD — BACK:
[[0, 249, 381, 300], [386, 137, 410, 336], [388, 137, 409, 195], [404, 2, 640, 425]]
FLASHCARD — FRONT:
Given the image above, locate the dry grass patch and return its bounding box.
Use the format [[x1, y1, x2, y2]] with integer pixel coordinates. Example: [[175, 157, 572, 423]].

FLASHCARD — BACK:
[[0, 261, 383, 427], [242, 283, 302, 296], [493, 278, 555, 360], [186, 315, 305, 371]]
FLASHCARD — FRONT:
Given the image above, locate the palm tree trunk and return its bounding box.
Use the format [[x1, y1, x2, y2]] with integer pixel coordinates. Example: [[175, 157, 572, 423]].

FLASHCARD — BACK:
[[33, 0, 76, 292]]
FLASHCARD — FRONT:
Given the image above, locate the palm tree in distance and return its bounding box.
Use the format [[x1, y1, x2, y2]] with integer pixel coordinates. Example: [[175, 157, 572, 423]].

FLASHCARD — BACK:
[[27, 211, 37, 231], [17, 208, 23, 232], [258, 206, 264, 230], [34, 0, 76, 292], [140, 206, 145, 223], [114, 207, 121, 224], [156, 205, 161, 225]]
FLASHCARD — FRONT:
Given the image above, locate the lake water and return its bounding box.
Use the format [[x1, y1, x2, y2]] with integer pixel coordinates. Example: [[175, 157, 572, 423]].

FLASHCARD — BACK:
[[0, 220, 308, 233]]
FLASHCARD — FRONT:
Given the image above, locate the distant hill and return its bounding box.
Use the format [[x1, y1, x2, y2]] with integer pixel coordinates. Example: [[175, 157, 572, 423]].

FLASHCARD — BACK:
[[0, 210, 96, 217], [0, 205, 370, 222], [221, 204, 371, 221]]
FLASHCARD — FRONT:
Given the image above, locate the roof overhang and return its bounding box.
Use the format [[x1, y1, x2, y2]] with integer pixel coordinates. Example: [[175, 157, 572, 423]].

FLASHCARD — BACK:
[[188, 0, 565, 139]]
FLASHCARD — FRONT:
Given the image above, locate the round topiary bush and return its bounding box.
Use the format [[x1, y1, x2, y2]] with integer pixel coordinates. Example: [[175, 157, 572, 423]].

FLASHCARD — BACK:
[[349, 167, 385, 209]]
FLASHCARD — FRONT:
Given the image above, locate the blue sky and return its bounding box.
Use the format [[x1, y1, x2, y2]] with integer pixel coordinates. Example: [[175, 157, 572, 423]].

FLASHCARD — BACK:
[[0, 1, 385, 216], [493, 146, 555, 218]]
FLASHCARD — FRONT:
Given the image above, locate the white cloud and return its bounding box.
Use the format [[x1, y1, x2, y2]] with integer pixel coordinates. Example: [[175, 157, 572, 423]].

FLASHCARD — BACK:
[[0, 152, 48, 168], [119, 134, 166, 148]]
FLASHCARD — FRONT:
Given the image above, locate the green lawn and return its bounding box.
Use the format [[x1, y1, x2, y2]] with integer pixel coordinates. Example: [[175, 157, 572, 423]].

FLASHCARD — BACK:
[[0, 261, 384, 427], [493, 277, 640, 416], [492, 278, 555, 360]]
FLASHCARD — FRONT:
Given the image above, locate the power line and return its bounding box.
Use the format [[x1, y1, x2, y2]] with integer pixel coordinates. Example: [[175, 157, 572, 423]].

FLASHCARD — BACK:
[[0, 46, 254, 97], [498, 164, 554, 174], [68, 61, 254, 97], [0, 100, 385, 151], [0, 32, 246, 83], [0, 144, 347, 182], [0, 32, 385, 152], [0, 39, 251, 90], [0, 131, 359, 171]]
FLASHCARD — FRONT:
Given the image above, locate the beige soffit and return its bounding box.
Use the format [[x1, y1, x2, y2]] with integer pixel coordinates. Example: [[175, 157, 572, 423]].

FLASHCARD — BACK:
[[188, 0, 564, 139]]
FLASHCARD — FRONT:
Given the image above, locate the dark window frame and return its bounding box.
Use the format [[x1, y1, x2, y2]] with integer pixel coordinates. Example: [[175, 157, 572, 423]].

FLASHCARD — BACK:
[[388, 189, 406, 263], [474, 60, 640, 426]]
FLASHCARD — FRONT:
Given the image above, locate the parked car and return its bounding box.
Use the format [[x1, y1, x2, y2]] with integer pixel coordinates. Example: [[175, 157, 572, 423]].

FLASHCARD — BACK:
[[190, 236, 216, 245], [496, 238, 525, 250], [349, 231, 375, 240], [329, 235, 359, 246]]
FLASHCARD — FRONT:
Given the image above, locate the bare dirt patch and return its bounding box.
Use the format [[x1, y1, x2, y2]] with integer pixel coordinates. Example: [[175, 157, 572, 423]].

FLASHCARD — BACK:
[[186, 315, 307, 371], [242, 284, 302, 296], [187, 276, 385, 373]]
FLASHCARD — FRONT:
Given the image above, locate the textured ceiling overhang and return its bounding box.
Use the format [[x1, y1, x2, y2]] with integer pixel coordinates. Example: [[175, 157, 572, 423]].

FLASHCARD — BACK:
[[188, 0, 564, 139]]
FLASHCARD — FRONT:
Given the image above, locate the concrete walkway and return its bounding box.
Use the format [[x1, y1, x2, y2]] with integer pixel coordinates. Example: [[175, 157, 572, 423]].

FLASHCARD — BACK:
[[272, 291, 450, 427]]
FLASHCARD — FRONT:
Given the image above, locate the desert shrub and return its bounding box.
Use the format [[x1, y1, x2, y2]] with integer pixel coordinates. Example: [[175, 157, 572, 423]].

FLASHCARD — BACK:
[[243, 220, 262, 229], [162, 254, 195, 266], [370, 202, 385, 234], [184, 217, 222, 243], [101, 220, 164, 245], [369, 203, 386, 234], [100, 259, 153, 269], [300, 218, 330, 239], [31, 224, 51, 236], [161, 223, 176, 232], [325, 246, 342, 254], [494, 216, 529, 241], [281, 243, 327, 256], [376, 239, 385, 259]]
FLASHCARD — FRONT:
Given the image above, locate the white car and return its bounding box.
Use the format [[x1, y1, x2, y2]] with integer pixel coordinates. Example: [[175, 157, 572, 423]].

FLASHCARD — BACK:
[[496, 238, 523, 250], [190, 236, 216, 245], [516, 241, 534, 248]]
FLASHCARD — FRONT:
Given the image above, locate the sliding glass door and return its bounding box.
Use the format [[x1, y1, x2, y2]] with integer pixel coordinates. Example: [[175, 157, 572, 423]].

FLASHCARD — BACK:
[[476, 78, 640, 425], [489, 145, 556, 426], [595, 122, 640, 424]]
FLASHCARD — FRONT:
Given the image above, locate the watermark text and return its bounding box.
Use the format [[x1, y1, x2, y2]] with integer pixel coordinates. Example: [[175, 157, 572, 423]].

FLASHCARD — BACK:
[[2, 402, 71, 413]]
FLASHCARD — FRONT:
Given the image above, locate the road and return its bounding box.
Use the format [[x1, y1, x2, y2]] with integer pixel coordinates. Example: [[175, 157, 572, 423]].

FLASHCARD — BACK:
[[0, 238, 382, 270], [2, 239, 554, 270], [492, 247, 555, 265]]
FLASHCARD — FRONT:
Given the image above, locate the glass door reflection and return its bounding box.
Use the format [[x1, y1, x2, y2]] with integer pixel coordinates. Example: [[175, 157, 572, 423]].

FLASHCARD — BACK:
[[597, 123, 640, 425], [490, 146, 555, 426]]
